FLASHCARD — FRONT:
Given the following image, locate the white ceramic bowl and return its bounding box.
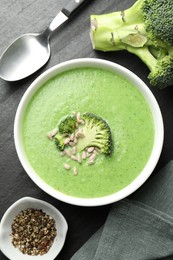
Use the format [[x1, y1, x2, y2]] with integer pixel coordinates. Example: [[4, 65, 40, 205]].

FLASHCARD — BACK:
[[14, 58, 164, 206], [0, 197, 68, 260]]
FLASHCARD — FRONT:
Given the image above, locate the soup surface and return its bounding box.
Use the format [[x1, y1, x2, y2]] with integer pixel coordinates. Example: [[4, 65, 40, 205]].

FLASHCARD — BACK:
[[22, 67, 154, 198]]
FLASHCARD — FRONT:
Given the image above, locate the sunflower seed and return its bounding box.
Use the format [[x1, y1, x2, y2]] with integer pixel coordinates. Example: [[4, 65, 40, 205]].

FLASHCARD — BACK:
[[59, 151, 65, 157], [47, 132, 52, 140], [74, 137, 78, 144], [64, 163, 71, 170], [51, 128, 58, 136], [64, 149, 71, 157], [90, 153, 96, 161], [88, 160, 95, 165], [69, 141, 76, 147], [87, 147, 95, 153], [64, 137, 71, 145], [75, 129, 85, 138], [71, 155, 78, 161], [70, 133, 75, 141], [47, 128, 58, 139], [73, 166, 78, 176], [77, 154, 82, 164], [86, 152, 91, 158], [76, 112, 81, 122], [82, 151, 87, 160], [78, 119, 85, 125], [72, 146, 77, 155]]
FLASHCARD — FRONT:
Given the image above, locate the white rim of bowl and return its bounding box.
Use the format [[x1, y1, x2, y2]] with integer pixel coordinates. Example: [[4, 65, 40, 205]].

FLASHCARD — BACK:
[[14, 58, 164, 207]]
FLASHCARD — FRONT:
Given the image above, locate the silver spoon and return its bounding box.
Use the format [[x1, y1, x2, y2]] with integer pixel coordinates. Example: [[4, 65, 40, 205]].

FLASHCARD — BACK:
[[0, 0, 87, 82]]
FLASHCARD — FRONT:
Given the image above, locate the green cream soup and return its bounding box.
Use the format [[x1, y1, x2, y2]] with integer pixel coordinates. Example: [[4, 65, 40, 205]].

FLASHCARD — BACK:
[[22, 67, 154, 198]]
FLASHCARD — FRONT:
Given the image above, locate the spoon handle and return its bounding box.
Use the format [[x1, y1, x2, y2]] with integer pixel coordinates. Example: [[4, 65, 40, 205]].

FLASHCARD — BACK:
[[62, 0, 87, 17], [47, 0, 87, 34]]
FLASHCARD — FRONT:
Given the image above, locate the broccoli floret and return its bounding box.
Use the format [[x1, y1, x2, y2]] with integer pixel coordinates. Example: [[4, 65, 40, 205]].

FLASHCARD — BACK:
[[148, 56, 173, 88], [90, 0, 173, 88], [127, 45, 173, 89], [58, 115, 76, 134], [53, 115, 76, 150], [76, 113, 112, 155], [54, 133, 66, 151]]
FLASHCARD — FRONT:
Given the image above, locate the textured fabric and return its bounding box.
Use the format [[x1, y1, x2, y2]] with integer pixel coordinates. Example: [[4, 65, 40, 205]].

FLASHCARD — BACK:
[[71, 227, 103, 260], [71, 161, 173, 260]]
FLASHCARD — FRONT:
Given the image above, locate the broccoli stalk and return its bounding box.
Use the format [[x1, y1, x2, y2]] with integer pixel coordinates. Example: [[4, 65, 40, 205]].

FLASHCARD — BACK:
[[90, 0, 148, 51], [90, 0, 173, 88]]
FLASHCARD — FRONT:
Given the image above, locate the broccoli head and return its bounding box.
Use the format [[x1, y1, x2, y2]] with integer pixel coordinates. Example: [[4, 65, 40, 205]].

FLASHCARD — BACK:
[[142, 0, 173, 45], [90, 0, 173, 88], [148, 55, 173, 88], [76, 113, 112, 155]]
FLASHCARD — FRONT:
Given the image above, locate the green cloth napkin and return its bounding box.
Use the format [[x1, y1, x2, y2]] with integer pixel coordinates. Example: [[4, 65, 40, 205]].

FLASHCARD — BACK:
[[71, 161, 173, 260]]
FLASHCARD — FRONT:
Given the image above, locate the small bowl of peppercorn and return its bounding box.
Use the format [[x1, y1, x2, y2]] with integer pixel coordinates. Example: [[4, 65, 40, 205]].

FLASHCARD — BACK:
[[0, 197, 68, 260]]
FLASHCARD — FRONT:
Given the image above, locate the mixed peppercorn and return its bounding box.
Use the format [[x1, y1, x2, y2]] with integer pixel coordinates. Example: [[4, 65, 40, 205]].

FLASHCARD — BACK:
[[11, 208, 57, 256]]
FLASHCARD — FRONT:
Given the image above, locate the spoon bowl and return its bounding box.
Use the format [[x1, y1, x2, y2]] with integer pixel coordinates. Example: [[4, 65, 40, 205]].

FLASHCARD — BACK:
[[0, 0, 87, 81], [0, 33, 50, 81]]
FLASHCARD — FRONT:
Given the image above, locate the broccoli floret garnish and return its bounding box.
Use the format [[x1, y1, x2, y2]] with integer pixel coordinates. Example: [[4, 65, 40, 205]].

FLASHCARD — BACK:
[[48, 112, 113, 171], [58, 115, 76, 134], [54, 133, 66, 151], [76, 113, 112, 155], [90, 0, 173, 88], [50, 113, 113, 155], [53, 115, 76, 151]]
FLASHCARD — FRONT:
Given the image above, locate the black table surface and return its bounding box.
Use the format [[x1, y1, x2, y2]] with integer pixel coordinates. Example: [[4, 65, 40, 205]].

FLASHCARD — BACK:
[[0, 0, 173, 259]]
